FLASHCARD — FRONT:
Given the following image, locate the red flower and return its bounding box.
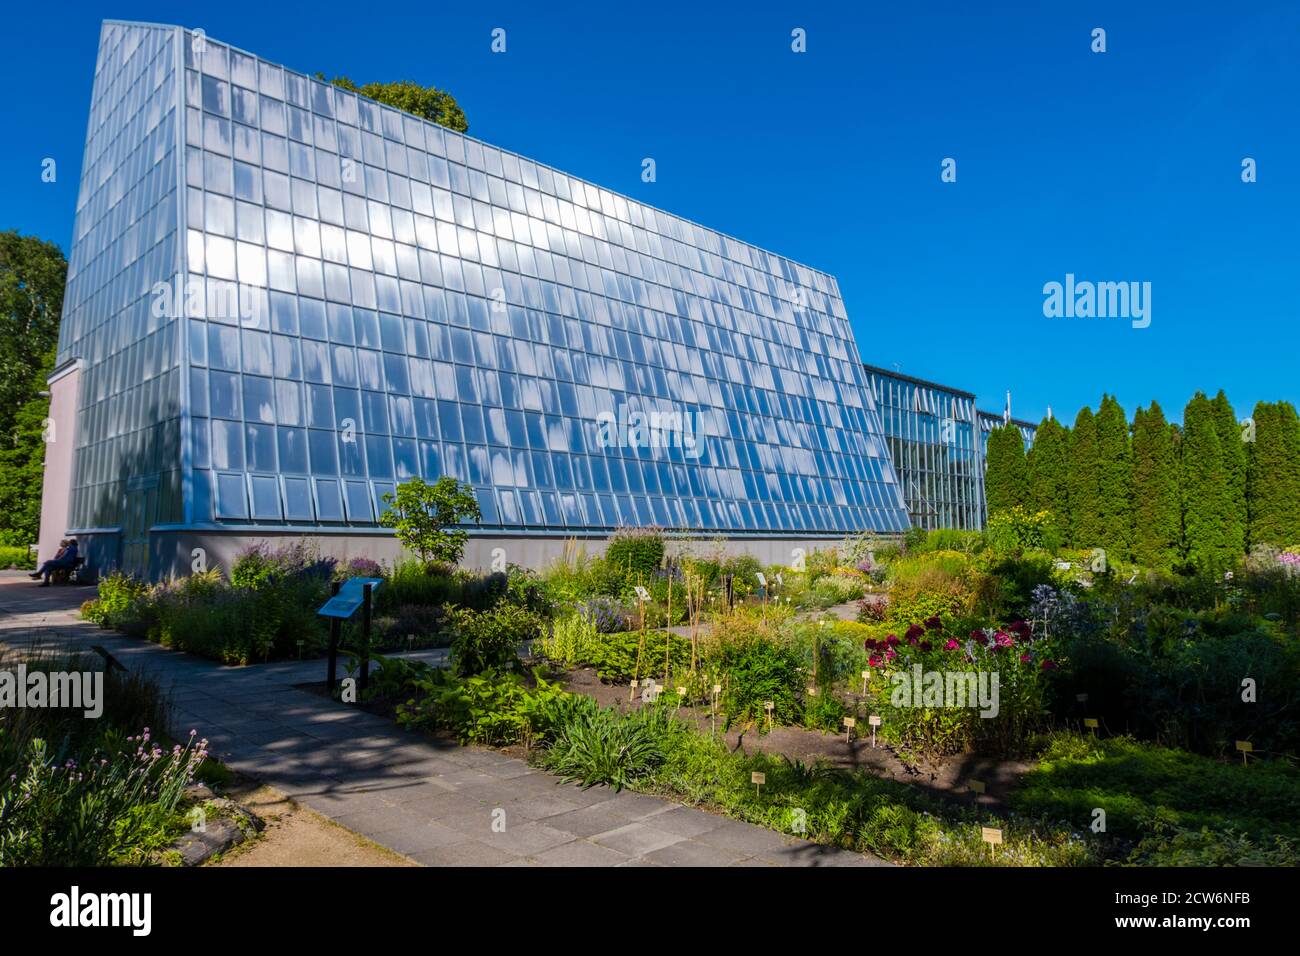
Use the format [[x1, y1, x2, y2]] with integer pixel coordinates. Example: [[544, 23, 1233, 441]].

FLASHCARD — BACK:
[[971, 630, 989, 646], [869, 654, 883, 668], [905, 624, 925, 642], [924, 615, 943, 632], [864, 638, 878, 650], [1040, 659, 1059, 671]]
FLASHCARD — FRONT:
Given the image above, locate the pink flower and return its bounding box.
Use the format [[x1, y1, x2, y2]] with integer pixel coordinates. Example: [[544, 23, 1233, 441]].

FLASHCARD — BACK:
[[994, 631, 1014, 648], [944, 639, 960, 651], [885, 648, 898, 661], [885, 633, 900, 647], [1020, 653, 1032, 664]]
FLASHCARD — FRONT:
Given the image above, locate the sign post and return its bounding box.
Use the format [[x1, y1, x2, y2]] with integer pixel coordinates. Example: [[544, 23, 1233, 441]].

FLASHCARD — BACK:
[[317, 577, 384, 696], [325, 580, 342, 691]]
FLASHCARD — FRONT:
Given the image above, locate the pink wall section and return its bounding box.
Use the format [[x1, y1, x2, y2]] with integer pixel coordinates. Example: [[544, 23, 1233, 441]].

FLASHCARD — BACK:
[[37, 362, 82, 564]]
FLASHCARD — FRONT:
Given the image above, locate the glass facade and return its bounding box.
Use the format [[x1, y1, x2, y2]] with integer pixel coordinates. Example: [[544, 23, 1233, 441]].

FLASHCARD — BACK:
[[56, 22, 184, 572], [58, 21, 910, 565], [862, 365, 983, 530]]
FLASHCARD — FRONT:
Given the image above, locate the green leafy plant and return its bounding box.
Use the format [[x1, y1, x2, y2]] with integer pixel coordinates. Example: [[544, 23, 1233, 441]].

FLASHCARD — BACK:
[[447, 603, 539, 677], [380, 476, 482, 567]]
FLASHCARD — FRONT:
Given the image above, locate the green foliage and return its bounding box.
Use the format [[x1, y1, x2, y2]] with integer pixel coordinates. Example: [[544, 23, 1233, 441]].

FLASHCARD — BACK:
[[0, 233, 64, 550], [0, 545, 34, 569], [379, 476, 481, 566], [603, 527, 665, 582], [447, 603, 539, 677], [1210, 390, 1248, 555], [713, 636, 802, 730], [377, 558, 506, 614], [85, 549, 332, 664], [1013, 734, 1298, 857], [532, 611, 599, 669], [1066, 406, 1101, 548], [984, 424, 1028, 514], [885, 551, 974, 624], [986, 506, 1061, 555], [1027, 416, 1070, 533], [539, 703, 674, 790], [317, 75, 468, 131], [1094, 395, 1133, 559], [582, 629, 691, 683], [0, 648, 207, 866], [1182, 393, 1237, 572], [809, 573, 867, 607], [1247, 401, 1300, 548], [1131, 402, 1181, 571], [396, 667, 584, 747]]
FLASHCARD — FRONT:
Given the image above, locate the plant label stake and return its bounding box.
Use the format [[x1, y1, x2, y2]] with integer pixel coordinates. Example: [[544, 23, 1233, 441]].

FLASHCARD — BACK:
[[843, 716, 856, 742], [981, 826, 1003, 859], [712, 683, 721, 735], [862, 669, 869, 696], [1236, 740, 1253, 765], [751, 771, 765, 796], [1084, 718, 1099, 734], [970, 780, 986, 796], [1076, 693, 1089, 704], [764, 700, 774, 730], [868, 714, 881, 748]]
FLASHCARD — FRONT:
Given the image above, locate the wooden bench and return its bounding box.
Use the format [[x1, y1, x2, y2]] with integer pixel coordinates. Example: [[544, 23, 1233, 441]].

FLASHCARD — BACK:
[[49, 557, 85, 585]]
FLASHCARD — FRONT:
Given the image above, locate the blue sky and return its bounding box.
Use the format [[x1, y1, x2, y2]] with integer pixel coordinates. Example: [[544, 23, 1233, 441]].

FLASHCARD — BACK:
[[3, 0, 1296, 426]]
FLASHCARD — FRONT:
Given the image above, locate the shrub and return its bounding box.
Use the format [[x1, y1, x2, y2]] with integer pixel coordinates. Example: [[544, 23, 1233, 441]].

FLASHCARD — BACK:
[[603, 527, 665, 582], [584, 629, 692, 683], [0, 545, 34, 570], [447, 604, 539, 677], [986, 506, 1062, 554], [374, 603, 452, 650], [533, 611, 600, 669], [713, 635, 802, 730], [811, 573, 866, 607], [396, 667, 584, 747]]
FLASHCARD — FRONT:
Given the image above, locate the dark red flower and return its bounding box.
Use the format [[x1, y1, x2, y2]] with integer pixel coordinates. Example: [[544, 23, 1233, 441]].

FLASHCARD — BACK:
[[924, 615, 943, 632], [971, 630, 989, 646], [905, 624, 925, 642], [885, 633, 900, 647], [919, 641, 932, 652], [1040, 659, 1059, 671]]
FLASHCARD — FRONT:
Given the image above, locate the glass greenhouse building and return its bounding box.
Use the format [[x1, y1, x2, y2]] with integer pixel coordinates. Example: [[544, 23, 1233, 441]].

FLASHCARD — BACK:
[[42, 20, 919, 577]]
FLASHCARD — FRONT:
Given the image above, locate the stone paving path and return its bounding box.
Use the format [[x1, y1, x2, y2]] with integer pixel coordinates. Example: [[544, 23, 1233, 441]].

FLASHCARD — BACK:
[[0, 573, 886, 868]]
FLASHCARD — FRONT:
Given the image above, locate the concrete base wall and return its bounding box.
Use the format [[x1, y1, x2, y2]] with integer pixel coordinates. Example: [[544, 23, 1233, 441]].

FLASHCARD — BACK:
[[36, 362, 82, 564], [80, 528, 871, 580]]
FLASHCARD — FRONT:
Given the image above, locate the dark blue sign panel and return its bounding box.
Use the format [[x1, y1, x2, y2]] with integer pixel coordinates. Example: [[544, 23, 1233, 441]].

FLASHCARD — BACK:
[[317, 577, 384, 619]]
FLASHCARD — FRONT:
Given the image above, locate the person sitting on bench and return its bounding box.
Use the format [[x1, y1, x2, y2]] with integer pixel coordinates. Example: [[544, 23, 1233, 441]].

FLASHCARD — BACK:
[[31, 538, 80, 586]]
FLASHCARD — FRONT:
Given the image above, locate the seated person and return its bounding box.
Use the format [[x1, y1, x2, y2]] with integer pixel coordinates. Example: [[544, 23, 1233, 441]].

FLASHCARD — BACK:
[[31, 538, 80, 586]]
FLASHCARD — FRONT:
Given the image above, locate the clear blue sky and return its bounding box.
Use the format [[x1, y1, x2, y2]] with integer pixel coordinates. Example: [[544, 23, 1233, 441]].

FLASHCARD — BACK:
[[3, 0, 1296, 426]]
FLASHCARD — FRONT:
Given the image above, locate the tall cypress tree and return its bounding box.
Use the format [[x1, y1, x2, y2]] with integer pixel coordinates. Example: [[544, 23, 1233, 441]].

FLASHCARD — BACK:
[[1130, 401, 1181, 570], [1094, 394, 1133, 559], [1247, 401, 1300, 547], [1182, 393, 1234, 572], [1028, 415, 1070, 530], [985, 423, 1028, 515], [1067, 406, 1101, 547], [1210, 390, 1247, 554]]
